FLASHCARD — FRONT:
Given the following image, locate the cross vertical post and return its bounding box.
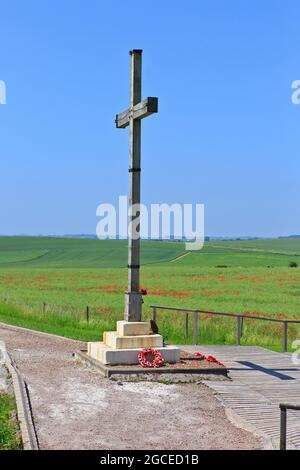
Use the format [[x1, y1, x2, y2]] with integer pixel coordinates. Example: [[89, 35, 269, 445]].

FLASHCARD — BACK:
[[115, 49, 158, 322], [127, 49, 142, 322]]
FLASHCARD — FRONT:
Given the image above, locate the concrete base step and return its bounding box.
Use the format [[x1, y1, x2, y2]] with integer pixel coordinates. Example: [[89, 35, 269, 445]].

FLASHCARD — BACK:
[[87, 342, 181, 365]]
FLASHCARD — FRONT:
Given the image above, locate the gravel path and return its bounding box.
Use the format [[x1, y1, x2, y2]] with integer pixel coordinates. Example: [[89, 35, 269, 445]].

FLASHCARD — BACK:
[[0, 324, 261, 450]]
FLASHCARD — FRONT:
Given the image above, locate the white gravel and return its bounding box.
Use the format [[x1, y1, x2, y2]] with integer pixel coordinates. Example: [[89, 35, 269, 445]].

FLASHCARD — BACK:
[[0, 324, 261, 450]]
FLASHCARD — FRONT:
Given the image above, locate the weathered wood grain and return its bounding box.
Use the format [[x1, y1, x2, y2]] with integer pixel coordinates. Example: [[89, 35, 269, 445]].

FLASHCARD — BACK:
[[116, 97, 158, 128], [182, 345, 300, 449], [116, 50, 158, 322]]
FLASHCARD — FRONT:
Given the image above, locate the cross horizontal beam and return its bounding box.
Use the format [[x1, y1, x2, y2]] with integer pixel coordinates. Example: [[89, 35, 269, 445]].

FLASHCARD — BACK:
[[115, 97, 158, 129]]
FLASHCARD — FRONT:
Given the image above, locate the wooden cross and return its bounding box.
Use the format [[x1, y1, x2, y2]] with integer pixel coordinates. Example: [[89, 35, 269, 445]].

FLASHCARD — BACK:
[[115, 49, 158, 322]]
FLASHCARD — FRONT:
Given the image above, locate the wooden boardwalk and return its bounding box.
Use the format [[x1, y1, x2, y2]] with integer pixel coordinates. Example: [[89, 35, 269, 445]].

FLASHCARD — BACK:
[[182, 345, 300, 449]]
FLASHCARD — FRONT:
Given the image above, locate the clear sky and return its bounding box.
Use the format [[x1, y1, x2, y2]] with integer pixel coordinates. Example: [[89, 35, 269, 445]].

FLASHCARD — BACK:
[[0, 0, 299, 238]]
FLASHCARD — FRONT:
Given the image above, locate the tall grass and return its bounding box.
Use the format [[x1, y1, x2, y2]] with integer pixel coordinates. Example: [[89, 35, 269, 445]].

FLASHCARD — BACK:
[[0, 393, 22, 450], [0, 300, 299, 352], [0, 301, 118, 341]]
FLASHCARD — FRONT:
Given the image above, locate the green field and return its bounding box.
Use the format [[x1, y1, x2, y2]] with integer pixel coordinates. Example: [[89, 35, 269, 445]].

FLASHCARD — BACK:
[[0, 236, 300, 350]]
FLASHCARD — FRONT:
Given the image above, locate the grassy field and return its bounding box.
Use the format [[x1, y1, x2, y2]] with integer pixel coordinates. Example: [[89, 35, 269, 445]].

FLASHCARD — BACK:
[[0, 393, 22, 450], [0, 236, 300, 350]]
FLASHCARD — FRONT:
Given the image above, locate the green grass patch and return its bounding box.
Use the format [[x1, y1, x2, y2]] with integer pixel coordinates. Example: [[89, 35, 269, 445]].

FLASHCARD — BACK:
[[0, 393, 22, 450], [0, 298, 298, 352], [0, 303, 118, 342]]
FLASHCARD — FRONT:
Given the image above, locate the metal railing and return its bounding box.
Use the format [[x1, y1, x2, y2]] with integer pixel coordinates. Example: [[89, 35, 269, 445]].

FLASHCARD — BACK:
[[150, 305, 300, 352], [280, 403, 300, 450], [1, 296, 109, 323]]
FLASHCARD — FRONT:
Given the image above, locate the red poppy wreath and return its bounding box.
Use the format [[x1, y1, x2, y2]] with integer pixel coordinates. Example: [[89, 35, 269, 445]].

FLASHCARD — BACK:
[[138, 348, 164, 368]]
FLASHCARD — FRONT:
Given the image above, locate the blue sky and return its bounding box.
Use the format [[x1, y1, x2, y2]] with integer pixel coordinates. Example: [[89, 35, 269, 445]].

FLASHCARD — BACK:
[[0, 0, 299, 238]]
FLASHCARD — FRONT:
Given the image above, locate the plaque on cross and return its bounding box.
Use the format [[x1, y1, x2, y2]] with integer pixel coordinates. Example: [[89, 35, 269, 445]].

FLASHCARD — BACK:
[[115, 49, 158, 322]]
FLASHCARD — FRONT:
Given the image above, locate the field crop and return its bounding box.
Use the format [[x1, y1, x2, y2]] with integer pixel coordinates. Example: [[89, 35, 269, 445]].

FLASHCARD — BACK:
[[0, 236, 300, 350]]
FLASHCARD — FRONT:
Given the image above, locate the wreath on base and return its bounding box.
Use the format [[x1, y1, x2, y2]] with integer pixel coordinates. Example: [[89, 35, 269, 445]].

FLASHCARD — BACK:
[[138, 348, 164, 368]]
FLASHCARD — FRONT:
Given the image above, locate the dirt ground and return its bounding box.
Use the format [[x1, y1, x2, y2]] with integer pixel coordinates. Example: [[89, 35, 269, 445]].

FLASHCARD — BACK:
[[0, 323, 261, 450]]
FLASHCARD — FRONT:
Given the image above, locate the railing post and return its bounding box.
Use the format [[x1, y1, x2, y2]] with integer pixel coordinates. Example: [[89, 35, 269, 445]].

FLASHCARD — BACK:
[[194, 312, 198, 348], [185, 313, 189, 339], [283, 322, 288, 352], [152, 307, 157, 322], [280, 405, 287, 450], [86, 305, 89, 323], [236, 316, 242, 346]]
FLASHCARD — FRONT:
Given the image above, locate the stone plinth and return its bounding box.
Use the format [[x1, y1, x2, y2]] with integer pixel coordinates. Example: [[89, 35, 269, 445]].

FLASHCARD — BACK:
[[117, 320, 151, 336], [87, 320, 181, 366], [87, 342, 180, 365], [104, 331, 163, 349]]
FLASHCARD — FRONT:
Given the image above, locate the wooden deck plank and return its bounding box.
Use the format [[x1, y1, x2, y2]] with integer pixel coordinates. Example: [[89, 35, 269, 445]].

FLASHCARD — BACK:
[[181, 345, 300, 449]]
